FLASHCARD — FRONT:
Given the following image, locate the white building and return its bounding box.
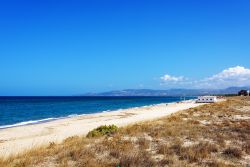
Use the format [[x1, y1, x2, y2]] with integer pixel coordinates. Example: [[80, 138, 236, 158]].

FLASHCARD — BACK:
[[196, 96, 217, 103]]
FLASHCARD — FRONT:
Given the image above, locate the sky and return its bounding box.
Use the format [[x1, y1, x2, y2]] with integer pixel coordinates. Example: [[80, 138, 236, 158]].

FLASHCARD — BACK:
[[0, 0, 250, 95]]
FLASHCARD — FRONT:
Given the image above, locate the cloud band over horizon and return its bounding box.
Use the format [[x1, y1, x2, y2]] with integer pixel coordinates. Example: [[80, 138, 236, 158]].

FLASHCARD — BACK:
[[160, 66, 250, 89]]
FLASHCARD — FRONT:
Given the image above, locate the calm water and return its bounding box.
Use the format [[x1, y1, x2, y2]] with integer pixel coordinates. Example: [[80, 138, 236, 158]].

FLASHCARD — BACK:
[[0, 96, 195, 129]]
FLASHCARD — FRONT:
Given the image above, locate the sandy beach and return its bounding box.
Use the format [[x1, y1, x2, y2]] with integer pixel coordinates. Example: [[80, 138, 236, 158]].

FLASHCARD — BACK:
[[0, 100, 204, 157]]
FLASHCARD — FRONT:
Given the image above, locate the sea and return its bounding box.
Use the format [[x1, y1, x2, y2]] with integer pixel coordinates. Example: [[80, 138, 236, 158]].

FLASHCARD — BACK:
[[0, 96, 196, 129]]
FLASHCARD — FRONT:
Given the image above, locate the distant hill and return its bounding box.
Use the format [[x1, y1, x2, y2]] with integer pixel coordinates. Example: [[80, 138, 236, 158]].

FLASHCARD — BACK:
[[83, 86, 250, 96]]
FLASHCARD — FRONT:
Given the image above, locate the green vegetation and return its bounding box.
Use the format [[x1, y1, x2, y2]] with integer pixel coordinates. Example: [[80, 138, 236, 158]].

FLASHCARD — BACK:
[[86, 124, 118, 138]]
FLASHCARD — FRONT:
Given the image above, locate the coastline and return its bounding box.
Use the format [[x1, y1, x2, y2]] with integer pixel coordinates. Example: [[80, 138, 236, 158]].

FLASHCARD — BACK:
[[0, 96, 196, 130], [0, 99, 204, 157]]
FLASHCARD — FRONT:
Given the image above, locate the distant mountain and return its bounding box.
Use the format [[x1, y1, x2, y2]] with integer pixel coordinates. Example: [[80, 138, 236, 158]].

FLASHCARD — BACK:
[[82, 86, 250, 96]]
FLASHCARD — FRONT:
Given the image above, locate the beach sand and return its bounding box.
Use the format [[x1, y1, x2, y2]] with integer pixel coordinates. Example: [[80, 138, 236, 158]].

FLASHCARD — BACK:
[[0, 100, 204, 157]]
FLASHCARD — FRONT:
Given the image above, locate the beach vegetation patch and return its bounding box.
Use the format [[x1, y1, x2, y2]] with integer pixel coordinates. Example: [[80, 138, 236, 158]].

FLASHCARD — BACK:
[[87, 125, 118, 138]]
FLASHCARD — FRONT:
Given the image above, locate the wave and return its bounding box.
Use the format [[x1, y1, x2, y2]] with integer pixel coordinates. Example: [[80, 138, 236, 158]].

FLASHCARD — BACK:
[[102, 110, 111, 113], [0, 114, 88, 129], [0, 117, 59, 129], [67, 114, 79, 117]]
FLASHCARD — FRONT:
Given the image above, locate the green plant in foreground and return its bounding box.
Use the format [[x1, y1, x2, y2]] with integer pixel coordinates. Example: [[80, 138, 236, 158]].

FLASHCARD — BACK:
[[87, 125, 118, 138]]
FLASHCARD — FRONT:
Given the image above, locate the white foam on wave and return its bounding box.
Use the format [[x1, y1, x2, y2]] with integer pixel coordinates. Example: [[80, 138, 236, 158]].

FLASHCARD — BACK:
[[0, 117, 58, 129], [102, 110, 111, 113], [67, 114, 79, 117], [0, 113, 90, 129]]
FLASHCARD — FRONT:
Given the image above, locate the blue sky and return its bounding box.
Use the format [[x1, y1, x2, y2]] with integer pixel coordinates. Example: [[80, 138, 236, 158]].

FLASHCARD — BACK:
[[0, 0, 250, 95]]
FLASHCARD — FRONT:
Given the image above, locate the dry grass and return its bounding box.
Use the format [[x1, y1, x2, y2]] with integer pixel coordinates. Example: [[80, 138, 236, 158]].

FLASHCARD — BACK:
[[0, 97, 249, 167]]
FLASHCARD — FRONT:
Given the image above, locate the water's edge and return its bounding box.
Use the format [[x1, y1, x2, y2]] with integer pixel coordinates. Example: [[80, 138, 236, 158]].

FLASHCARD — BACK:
[[0, 97, 196, 130], [0, 102, 164, 129]]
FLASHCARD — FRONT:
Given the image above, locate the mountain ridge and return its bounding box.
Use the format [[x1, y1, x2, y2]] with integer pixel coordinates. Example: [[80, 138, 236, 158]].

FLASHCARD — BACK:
[[83, 86, 250, 96]]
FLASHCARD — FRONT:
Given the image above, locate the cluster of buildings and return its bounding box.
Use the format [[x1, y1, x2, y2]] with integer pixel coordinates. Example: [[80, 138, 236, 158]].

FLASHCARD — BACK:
[[196, 96, 217, 103], [196, 89, 249, 103]]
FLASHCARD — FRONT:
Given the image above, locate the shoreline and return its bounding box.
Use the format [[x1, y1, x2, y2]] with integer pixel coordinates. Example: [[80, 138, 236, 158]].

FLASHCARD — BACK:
[[0, 103, 164, 130], [0, 99, 193, 130], [0, 99, 203, 157]]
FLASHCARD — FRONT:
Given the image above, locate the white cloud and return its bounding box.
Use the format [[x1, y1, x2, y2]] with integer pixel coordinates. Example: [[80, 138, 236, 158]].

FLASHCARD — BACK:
[[207, 66, 250, 81], [201, 66, 250, 88], [160, 74, 184, 82], [160, 66, 250, 88]]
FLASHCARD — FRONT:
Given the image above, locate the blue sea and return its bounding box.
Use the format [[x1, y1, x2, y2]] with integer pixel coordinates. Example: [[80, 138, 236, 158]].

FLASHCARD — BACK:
[[0, 96, 195, 129]]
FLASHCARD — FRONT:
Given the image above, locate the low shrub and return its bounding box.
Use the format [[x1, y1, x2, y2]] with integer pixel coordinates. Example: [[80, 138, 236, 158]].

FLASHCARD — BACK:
[[223, 147, 242, 159], [87, 125, 118, 138]]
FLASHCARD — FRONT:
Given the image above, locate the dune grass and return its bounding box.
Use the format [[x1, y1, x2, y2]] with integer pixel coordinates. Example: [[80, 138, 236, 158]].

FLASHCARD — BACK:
[[0, 97, 249, 167]]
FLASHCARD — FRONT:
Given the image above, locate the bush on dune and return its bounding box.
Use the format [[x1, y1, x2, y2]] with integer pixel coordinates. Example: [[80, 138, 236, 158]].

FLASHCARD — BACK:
[[87, 125, 118, 138]]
